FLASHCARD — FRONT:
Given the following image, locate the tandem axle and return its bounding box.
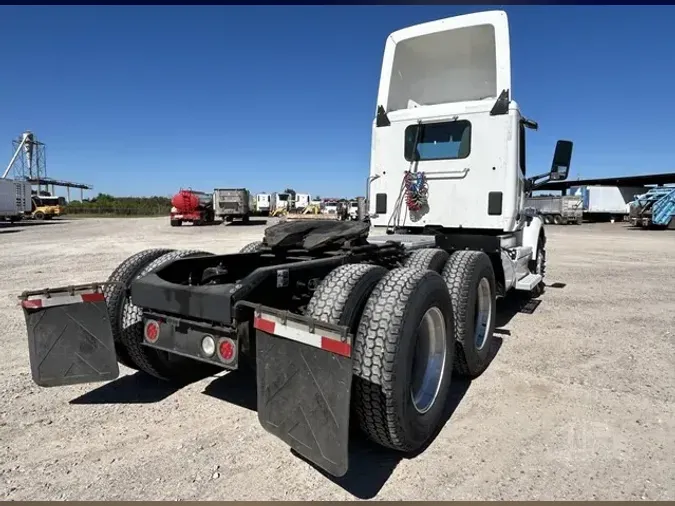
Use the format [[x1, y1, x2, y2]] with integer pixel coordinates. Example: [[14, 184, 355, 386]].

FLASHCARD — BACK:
[[19, 219, 545, 477]]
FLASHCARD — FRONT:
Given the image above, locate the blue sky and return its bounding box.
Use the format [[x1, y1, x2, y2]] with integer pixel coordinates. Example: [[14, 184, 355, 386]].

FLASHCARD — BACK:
[[0, 5, 673, 199]]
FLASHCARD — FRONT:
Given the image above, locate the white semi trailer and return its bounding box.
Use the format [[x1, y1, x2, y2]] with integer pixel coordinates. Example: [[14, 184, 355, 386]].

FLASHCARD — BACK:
[[0, 178, 31, 222], [571, 185, 647, 221], [16, 11, 573, 478]]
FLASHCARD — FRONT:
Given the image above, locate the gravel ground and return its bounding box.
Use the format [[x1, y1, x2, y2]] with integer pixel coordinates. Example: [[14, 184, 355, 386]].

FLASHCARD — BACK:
[[0, 217, 673, 500]]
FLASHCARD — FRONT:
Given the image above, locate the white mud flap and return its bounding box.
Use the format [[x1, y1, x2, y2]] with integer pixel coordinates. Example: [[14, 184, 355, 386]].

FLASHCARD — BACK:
[[20, 285, 119, 387], [251, 305, 353, 477]]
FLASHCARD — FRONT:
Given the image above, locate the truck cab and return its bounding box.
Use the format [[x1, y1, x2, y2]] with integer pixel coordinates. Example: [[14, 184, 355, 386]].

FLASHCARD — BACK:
[[367, 11, 570, 237]]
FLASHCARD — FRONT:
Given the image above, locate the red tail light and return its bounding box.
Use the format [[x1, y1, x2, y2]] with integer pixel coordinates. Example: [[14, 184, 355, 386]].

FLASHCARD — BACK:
[[217, 337, 236, 364], [144, 320, 160, 343]]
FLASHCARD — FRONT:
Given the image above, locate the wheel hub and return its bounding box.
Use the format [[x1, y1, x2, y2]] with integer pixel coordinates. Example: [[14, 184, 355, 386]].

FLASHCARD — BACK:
[[410, 306, 447, 414], [474, 277, 493, 351]]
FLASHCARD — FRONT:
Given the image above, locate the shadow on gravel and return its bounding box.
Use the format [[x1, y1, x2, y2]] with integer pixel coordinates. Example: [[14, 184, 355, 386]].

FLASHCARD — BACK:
[[203, 340, 504, 499], [202, 369, 257, 411], [69, 371, 182, 405], [0, 220, 69, 228], [0, 228, 21, 234], [224, 219, 268, 227]]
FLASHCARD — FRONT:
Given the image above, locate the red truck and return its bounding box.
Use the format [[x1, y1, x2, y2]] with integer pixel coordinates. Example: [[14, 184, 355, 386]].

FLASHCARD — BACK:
[[170, 189, 215, 226]]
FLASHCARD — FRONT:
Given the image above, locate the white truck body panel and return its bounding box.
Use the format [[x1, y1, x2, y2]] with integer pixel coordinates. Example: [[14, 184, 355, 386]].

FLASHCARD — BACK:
[[0, 179, 31, 217], [271, 193, 290, 212], [294, 193, 311, 209], [377, 10, 511, 111], [368, 11, 523, 234], [256, 193, 270, 211]]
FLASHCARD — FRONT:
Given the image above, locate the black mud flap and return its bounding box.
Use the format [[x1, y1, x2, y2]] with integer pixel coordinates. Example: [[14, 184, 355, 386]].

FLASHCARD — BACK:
[[252, 305, 353, 477], [20, 285, 119, 387]]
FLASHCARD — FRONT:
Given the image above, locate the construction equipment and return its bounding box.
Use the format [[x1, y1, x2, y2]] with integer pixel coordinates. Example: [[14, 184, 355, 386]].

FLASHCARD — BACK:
[[30, 195, 66, 220], [169, 189, 215, 227], [524, 195, 583, 225], [16, 10, 573, 479], [213, 188, 251, 224], [285, 202, 339, 221], [628, 186, 675, 228]]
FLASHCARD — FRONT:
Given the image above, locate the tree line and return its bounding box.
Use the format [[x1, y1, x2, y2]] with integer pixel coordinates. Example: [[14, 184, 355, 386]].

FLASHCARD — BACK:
[[65, 193, 172, 216]]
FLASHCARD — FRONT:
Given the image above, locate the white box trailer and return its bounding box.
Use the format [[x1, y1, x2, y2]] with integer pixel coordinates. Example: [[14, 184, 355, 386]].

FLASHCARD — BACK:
[[571, 185, 647, 221], [0, 179, 31, 221]]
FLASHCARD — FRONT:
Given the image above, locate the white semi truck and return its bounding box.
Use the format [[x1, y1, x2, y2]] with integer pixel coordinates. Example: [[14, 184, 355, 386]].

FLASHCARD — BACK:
[[17, 11, 572, 478]]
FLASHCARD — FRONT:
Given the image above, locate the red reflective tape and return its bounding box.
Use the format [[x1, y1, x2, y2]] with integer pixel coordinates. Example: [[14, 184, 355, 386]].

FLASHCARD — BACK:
[[321, 337, 351, 357], [254, 317, 276, 334], [81, 292, 105, 303], [21, 299, 43, 309]]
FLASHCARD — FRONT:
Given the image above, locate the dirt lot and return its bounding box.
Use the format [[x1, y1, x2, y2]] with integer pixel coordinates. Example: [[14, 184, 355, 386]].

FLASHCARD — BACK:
[[0, 217, 673, 500]]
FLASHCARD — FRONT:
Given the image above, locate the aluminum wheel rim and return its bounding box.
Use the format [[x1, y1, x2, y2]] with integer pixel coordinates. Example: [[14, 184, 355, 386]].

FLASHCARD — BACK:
[[410, 306, 447, 414], [474, 278, 492, 351]]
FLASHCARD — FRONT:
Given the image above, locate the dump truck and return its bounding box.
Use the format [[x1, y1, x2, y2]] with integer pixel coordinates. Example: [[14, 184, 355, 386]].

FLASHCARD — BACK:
[[524, 195, 583, 225], [213, 188, 251, 223], [17, 10, 573, 478]]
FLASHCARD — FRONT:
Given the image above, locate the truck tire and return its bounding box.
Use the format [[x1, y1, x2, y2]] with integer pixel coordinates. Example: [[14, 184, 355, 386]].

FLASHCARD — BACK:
[[553, 214, 563, 225], [239, 241, 263, 253], [104, 248, 175, 370], [117, 249, 222, 384], [352, 267, 455, 453], [170, 220, 181, 227], [543, 215, 552, 225], [34, 211, 45, 221], [305, 263, 388, 330], [441, 250, 496, 378], [403, 248, 450, 274]]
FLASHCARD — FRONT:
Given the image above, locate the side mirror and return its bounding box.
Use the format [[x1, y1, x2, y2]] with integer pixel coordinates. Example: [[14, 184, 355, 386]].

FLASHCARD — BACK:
[[550, 140, 573, 181]]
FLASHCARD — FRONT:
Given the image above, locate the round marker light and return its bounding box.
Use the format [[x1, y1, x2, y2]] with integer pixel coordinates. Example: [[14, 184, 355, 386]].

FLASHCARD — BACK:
[[201, 335, 216, 357], [217, 337, 236, 364], [144, 320, 160, 343]]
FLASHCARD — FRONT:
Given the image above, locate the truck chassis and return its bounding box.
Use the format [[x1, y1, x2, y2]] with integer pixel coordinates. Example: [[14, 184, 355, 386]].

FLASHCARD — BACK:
[[19, 219, 544, 477]]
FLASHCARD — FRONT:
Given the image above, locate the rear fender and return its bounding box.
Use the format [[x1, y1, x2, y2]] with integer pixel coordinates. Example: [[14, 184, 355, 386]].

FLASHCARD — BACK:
[[19, 284, 119, 387]]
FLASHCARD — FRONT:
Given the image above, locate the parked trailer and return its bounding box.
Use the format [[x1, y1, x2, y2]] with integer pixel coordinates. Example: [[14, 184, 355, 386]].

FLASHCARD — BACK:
[[214, 188, 251, 223], [523, 195, 582, 225], [16, 11, 573, 478], [0, 179, 31, 222], [571, 185, 647, 222], [628, 186, 675, 229]]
